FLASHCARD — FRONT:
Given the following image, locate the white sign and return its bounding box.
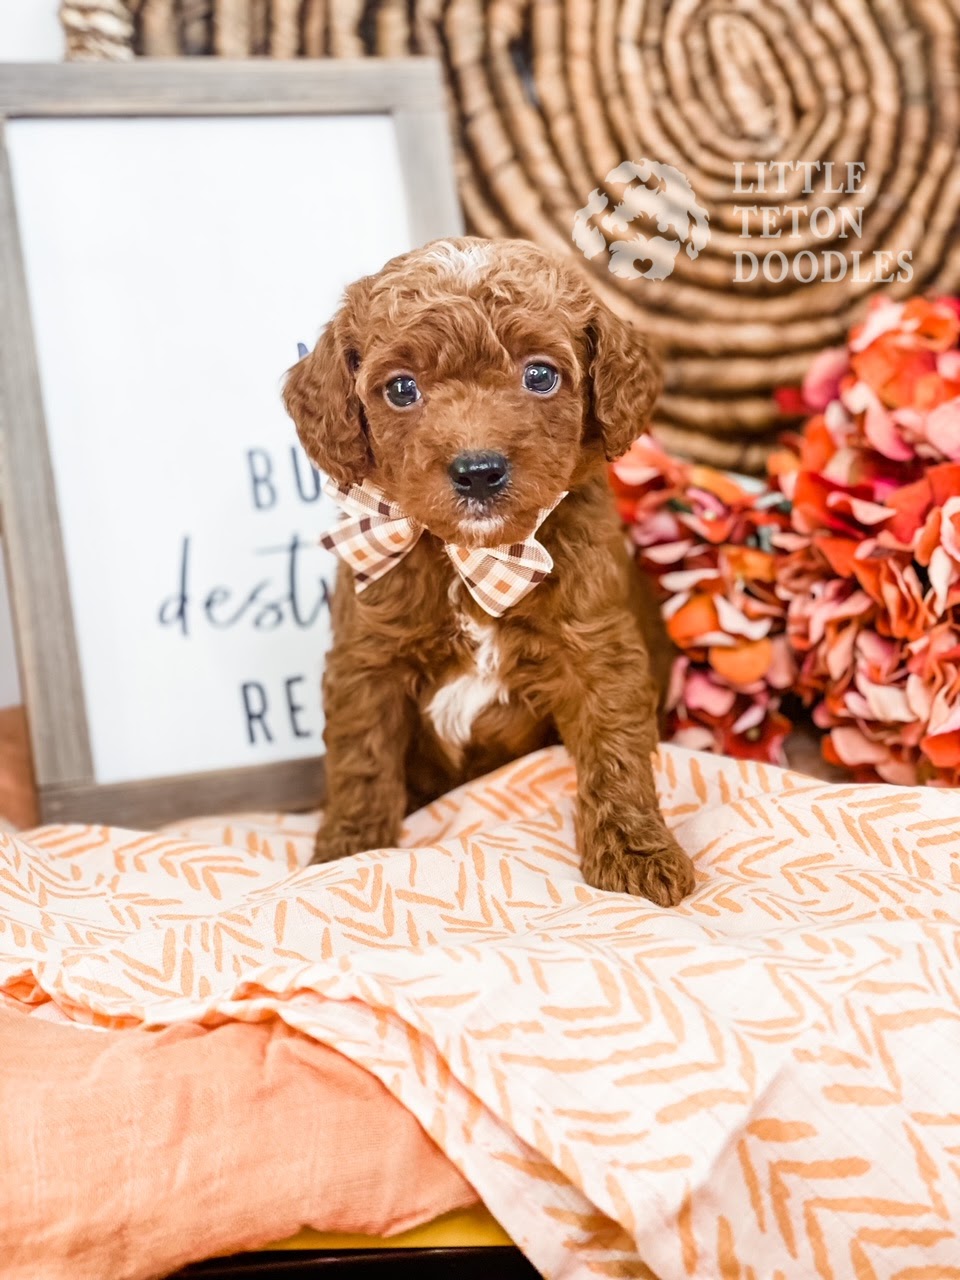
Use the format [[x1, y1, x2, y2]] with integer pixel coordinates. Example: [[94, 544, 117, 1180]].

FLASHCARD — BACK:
[[7, 114, 413, 783]]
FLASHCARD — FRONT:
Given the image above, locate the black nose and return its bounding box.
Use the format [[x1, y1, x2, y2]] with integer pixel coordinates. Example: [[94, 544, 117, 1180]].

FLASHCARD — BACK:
[[448, 451, 510, 499]]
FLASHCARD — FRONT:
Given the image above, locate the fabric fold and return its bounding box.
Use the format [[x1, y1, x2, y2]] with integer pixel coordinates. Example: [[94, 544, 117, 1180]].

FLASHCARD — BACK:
[[3, 744, 960, 1278]]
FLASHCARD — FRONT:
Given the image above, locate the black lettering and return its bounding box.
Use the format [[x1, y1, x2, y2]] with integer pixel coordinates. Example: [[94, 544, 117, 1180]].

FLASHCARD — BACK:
[[159, 539, 335, 636], [253, 599, 285, 628], [205, 581, 270, 628], [284, 676, 312, 739], [256, 537, 332, 629], [158, 536, 190, 637], [291, 445, 322, 503], [241, 681, 273, 744], [287, 534, 321, 628], [203, 586, 233, 626], [247, 448, 277, 510]]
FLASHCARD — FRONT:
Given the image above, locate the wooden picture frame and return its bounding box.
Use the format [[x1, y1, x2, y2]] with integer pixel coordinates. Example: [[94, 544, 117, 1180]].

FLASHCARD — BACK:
[[0, 60, 462, 825]]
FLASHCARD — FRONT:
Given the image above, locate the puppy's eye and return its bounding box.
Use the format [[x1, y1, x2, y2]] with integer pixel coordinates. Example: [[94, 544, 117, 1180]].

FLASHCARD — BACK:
[[522, 362, 560, 395], [384, 375, 421, 408]]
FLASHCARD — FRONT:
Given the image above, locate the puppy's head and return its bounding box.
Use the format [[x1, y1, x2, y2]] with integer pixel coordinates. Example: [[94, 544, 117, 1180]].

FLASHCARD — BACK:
[[284, 237, 661, 547]]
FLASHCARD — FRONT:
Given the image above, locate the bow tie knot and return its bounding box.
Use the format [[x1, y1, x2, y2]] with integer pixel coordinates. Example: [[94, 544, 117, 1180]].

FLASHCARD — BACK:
[[319, 477, 564, 617]]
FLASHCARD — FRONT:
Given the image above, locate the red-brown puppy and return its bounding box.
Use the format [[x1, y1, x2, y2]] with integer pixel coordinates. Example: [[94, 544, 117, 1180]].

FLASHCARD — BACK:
[[284, 236, 694, 905]]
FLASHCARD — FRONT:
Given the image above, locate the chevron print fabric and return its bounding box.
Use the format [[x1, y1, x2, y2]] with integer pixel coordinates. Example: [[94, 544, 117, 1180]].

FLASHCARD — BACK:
[[2, 744, 960, 1279]]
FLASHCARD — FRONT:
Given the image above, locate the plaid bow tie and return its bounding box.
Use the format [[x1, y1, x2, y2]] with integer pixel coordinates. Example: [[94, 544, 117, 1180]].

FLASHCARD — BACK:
[[319, 476, 565, 617]]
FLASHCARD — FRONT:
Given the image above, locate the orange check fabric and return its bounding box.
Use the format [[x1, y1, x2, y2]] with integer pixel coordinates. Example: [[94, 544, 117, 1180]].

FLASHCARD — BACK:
[[320, 476, 564, 616], [3, 745, 960, 1279]]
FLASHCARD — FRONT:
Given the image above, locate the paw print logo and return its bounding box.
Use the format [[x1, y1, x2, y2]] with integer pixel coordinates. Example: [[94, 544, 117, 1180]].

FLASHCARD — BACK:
[[572, 160, 710, 282]]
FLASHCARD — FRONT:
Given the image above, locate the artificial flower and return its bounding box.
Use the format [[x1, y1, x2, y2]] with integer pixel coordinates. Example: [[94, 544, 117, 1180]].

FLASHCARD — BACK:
[[774, 293, 960, 784], [615, 436, 793, 764]]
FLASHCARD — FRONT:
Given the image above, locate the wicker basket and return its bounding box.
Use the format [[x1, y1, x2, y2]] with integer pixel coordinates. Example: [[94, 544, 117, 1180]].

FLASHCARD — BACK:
[[61, 0, 960, 468]]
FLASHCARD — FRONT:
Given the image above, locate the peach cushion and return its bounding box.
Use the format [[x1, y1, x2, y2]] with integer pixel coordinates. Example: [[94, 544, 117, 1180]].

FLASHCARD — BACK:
[[0, 1005, 476, 1280]]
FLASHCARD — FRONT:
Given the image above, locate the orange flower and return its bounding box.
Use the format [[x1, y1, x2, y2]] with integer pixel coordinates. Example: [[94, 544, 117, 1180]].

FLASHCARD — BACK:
[[610, 433, 686, 492], [721, 710, 791, 764], [850, 337, 936, 409], [930, 462, 960, 504], [797, 415, 837, 472], [767, 447, 801, 495], [708, 638, 773, 688], [901, 296, 960, 351], [812, 535, 860, 578], [884, 475, 933, 546], [912, 371, 960, 411], [721, 545, 777, 583], [921, 728, 960, 769], [792, 471, 891, 538], [773, 293, 960, 784], [851, 548, 934, 641], [666, 594, 720, 648], [615, 433, 793, 767], [687, 467, 752, 507], [921, 698, 960, 769]]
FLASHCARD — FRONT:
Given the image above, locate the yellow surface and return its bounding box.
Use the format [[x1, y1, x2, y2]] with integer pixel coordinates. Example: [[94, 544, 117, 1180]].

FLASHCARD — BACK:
[[271, 1204, 512, 1251]]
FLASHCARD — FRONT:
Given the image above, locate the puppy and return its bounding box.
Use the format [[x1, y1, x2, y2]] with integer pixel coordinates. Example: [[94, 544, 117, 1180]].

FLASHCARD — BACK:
[[284, 237, 695, 906]]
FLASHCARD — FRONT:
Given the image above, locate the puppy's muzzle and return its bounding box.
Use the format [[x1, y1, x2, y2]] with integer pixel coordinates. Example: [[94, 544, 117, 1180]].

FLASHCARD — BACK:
[[448, 451, 510, 502]]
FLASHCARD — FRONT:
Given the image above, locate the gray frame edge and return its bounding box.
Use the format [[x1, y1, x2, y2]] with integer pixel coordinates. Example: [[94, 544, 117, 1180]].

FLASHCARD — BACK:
[[395, 107, 465, 243], [0, 58, 448, 117], [0, 125, 93, 787], [0, 59, 462, 823], [41, 758, 326, 827]]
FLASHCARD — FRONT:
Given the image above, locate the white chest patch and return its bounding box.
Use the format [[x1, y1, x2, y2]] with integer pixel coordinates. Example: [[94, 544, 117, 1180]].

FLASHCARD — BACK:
[[426, 614, 508, 752]]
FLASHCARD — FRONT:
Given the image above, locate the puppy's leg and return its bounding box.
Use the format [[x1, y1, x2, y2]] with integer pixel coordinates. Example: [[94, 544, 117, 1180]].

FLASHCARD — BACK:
[[548, 611, 695, 907], [312, 647, 412, 865]]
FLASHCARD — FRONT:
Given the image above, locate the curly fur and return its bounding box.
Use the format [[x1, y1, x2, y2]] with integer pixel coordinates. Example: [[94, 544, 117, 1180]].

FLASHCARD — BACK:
[[284, 237, 695, 906]]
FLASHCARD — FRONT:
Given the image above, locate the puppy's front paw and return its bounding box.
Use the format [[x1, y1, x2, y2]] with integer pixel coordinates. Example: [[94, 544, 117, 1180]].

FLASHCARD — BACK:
[[310, 820, 391, 867], [581, 828, 695, 906]]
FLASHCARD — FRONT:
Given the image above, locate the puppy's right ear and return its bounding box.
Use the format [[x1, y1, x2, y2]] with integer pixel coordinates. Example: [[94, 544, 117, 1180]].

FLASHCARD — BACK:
[[283, 309, 369, 487]]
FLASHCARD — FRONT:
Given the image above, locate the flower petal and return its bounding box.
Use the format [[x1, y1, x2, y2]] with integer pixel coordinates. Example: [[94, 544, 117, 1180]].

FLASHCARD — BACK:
[[922, 727, 960, 769], [659, 566, 721, 592], [684, 671, 737, 716], [731, 702, 766, 734], [858, 679, 915, 723], [802, 346, 850, 411], [642, 540, 696, 565], [844, 381, 914, 460], [848, 299, 905, 352], [928, 545, 956, 615], [666, 594, 719, 646], [829, 725, 889, 765], [669, 724, 717, 752], [825, 492, 894, 526], [925, 399, 960, 461], [714, 595, 773, 641], [709, 638, 774, 687]]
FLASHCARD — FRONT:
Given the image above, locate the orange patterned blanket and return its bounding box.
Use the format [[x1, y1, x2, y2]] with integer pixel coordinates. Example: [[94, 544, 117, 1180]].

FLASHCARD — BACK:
[[2, 744, 958, 1278]]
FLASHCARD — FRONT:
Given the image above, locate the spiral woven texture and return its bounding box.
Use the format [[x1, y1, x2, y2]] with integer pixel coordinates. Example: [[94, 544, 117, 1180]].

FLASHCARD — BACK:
[[62, 0, 960, 467]]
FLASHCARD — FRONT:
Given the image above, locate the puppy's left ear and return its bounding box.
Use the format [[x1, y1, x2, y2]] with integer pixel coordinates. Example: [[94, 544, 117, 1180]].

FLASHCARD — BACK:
[[588, 302, 663, 461]]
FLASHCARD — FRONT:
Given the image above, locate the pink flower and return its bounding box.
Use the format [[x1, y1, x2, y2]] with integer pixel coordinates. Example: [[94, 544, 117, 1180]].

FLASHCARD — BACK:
[[925, 399, 960, 460], [848, 297, 905, 353], [802, 346, 850, 411], [842, 381, 913, 461], [682, 670, 737, 717]]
